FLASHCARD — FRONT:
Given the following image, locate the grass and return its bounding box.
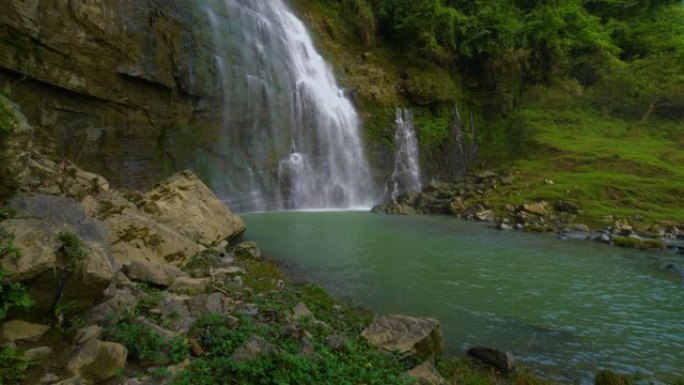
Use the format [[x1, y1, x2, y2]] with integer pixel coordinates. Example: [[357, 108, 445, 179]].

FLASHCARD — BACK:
[[479, 105, 684, 226]]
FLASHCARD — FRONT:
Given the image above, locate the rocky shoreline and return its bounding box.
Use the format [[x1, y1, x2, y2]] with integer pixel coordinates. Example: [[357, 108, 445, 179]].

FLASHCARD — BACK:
[[0, 96, 529, 385], [372, 171, 684, 254]]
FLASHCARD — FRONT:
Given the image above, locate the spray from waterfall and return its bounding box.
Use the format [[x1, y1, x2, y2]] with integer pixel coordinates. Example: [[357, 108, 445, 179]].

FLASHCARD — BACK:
[[386, 109, 422, 201], [203, 0, 375, 212]]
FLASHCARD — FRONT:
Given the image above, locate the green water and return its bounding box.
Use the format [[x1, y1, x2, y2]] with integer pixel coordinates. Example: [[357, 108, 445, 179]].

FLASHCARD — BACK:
[[242, 212, 684, 383]]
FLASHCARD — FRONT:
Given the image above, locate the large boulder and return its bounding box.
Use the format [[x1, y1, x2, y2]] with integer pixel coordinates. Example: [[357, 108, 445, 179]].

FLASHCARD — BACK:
[[66, 339, 127, 382], [1, 194, 114, 312], [82, 191, 202, 266], [360, 314, 443, 364], [140, 171, 246, 246]]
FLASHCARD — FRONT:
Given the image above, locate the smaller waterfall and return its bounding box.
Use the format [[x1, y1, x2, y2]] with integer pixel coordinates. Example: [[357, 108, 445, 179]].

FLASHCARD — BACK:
[[386, 109, 422, 201]]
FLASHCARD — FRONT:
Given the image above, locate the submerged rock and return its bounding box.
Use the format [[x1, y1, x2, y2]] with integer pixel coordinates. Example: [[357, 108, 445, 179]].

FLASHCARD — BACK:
[[360, 314, 443, 364], [467, 346, 516, 374]]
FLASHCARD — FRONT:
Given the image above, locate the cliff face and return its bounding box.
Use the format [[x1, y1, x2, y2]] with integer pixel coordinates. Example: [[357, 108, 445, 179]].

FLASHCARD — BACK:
[[0, 0, 221, 189]]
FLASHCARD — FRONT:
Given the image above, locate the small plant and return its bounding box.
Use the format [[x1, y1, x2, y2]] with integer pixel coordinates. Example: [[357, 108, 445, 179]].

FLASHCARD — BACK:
[[0, 345, 30, 384], [109, 322, 190, 365], [49, 232, 89, 321], [0, 268, 33, 320]]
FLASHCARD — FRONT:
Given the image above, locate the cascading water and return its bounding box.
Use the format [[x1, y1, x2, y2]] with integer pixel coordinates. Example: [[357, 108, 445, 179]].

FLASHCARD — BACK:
[[386, 109, 422, 201], [202, 0, 374, 212]]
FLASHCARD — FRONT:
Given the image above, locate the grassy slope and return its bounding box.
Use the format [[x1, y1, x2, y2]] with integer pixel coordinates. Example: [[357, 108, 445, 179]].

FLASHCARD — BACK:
[[290, 1, 684, 226]]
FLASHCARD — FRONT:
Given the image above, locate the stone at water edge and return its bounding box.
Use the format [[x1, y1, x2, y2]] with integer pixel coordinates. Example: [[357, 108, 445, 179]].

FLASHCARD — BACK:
[[66, 339, 127, 382], [1, 320, 50, 342], [360, 314, 443, 364], [467, 346, 516, 374], [140, 171, 246, 245], [407, 362, 450, 385], [233, 241, 262, 259]]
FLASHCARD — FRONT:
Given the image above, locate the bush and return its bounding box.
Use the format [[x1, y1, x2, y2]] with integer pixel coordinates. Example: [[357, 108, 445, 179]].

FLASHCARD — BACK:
[[110, 322, 190, 365], [0, 228, 32, 320], [0, 345, 30, 384]]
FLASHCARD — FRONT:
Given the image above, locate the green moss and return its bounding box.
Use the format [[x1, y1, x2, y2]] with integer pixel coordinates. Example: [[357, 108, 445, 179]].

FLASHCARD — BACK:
[[613, 237, 666, 250], [115, 225, 164, 248]]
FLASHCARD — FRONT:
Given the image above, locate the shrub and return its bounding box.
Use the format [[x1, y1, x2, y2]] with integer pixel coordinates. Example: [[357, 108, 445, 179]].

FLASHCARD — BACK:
[[110, 322, 190, 365], [0, 345, 30, 384]]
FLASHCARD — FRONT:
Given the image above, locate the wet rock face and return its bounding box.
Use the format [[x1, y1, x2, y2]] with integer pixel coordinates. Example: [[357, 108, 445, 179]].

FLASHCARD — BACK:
[[0, 0, 222, 189]]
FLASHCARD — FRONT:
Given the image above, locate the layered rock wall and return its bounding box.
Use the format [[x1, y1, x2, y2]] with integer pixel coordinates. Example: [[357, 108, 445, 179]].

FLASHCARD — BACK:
[[0, 0, 221, 188]]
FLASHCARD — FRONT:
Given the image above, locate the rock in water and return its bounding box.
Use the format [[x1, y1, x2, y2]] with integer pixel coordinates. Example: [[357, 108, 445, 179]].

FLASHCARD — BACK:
[[360, 314, 443, 364], [66, 339, 127, 382], [407, 362, 450, 385], [140, 171, 246, 245], [467, 346, 516, 374]]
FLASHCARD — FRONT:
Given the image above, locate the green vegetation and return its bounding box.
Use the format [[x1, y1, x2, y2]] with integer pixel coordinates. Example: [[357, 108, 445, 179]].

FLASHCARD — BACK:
[[49, 232, 89, 321], [0, 345, 31, 384], [174, 313, 411, 385], [109, 322, 190, 365], [0, 227, 32, 320], [293, 0, 684, 223]]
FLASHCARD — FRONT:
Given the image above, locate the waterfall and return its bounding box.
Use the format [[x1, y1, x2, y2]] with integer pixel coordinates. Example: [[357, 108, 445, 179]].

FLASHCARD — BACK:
[[202, 0, 374, 212], [386, 109, 422, 201]]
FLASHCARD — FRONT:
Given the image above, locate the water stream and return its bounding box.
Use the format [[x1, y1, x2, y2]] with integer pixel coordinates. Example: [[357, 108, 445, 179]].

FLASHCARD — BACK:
[[385, 109, 422, 201], [203, 0, 374, 211], [243, 211, 684, 383]]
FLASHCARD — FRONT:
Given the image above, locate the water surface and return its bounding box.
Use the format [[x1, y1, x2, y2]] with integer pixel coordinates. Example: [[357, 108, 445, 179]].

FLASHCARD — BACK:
[[243, 212, 684, 383]]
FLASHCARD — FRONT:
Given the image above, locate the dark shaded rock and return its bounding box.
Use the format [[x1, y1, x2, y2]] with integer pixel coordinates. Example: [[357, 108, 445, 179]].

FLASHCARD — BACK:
[[555, 200, 581, 214], [467, 346, 515, 374]]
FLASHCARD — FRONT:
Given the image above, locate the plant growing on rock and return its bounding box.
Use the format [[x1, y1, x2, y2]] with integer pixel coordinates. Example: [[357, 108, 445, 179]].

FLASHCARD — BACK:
[[0, 345, 31, 384], [49, 232, 89, 322], [0, 227, 32, 320]]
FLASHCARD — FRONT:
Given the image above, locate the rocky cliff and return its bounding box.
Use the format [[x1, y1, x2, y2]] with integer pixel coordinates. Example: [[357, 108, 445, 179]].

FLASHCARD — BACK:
[[0, 0, 221, 189]]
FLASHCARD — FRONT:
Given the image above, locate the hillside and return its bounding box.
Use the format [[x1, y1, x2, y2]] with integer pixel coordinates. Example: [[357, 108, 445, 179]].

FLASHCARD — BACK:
[[291, 0, 684, 224]]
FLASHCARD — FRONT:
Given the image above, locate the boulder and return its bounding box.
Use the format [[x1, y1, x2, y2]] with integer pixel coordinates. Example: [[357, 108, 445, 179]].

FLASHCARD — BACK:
[[360, 314, 443, 364], [123, 260, 186, 287], [24, 346, 52, 360], [555, 200, 581, 214], [293, 303, 314, 320], [233, 241, 262, 259], [83, 289, 137, 325], [168, 277, 211, 294], [67, 339, 127, 382], [1, 320, 50, 342], [407, 362, 450, 385], [1, 194, 114, 312], [231, 335, 276, 362], [521, 202, 547, 216], [187, 293, 230, 317], [74, 325, 103, 345], [140, 171, 246, 245], [82, 192, 202, 266], [467, 346, 516, 374]]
